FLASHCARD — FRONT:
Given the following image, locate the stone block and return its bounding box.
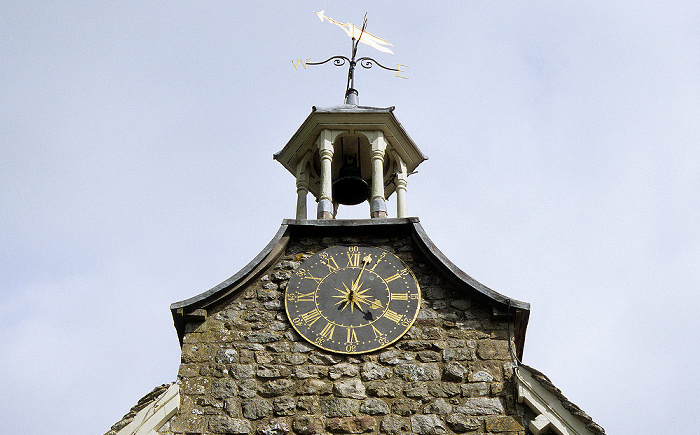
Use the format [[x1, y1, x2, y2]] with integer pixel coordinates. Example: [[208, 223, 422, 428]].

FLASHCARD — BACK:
[[476, 340, 510, 360], [215, 348, 239, 364], [378, 350, 415, 365], [308, 352, 341, 365], [297, 378, 332, 395], [275, 260, 300, 270], [416, 350, 441, 362], [417, 308, 438, 320], [460, 382, 489, 398], [208, 416, 252, 434], [380, 414, 410, 435], [432, 300, 447, 310], [423, 398, 452, 415], [329, 362, 360, 379], [427, 382, 460, 398], [361, 362, 393, 381], [181, 377, 209, 396], [257, 365, 292, 379], [241, 398, 272, 420], [320, 398, 360, 417], [245, 332, 281, 344], [454, 397, 504, 416], [421, 326, 444, 340], [181, 344, 206, 364], [271, 271, 292, 282], [403, 383, 431, 402], [169, 414, 206, 434], [256, 417, 290, 435], [442, 362, 467, 382], [445, 414, 481, 433], [441, 347, 473, 362], [295, 396, 319, 413], [490, 381, 504, 395], [292, 342, 315, 353], [484, 415, 524, 432], [238, 379, 258, 398], [394, 363, 440, 382], [366, 380, 402, 398], [423, 286, 446, 300], [263, 300, 282, 310], [469, 361, 503, 382], [326, 416, 375, 434], [178, 363, 199, 378], [410, 414, 446, 435], [397, 340, 433, 351], [293, 415, 325, 435], [199, 363, 225, 378], [449, 299, 472, 311], [359, 398, 390, 415], [282, 352, 307, 365], [255, 352, 273, 365], [333, 378, 367, 399], [231, 364, 256, 380], [259, 379, 295, 397], [273, 396, 296, 416], [210, 378, 238, 399], [224, 398, 242, 418], [294, 365, 328, 379], [391, 398, 420, 416]]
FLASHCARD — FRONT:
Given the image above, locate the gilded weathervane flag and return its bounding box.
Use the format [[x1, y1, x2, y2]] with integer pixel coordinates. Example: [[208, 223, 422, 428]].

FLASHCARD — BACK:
[[314, 10, 394, 54]]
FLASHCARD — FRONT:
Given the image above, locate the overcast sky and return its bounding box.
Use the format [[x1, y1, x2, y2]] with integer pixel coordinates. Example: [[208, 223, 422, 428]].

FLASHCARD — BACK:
[[2, 2, 699, 434]]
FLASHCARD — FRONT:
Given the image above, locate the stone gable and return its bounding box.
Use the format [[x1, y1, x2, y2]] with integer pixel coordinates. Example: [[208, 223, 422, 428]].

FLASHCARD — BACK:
[[166, 232, 527, 435]]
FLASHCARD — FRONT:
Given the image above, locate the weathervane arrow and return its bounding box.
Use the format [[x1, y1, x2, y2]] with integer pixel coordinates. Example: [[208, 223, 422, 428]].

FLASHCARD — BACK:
[[292, 10, 408, 105]]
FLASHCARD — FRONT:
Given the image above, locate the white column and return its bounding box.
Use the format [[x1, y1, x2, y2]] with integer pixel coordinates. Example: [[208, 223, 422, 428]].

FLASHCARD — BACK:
[[295, 152, 311, 219], [316, 130, 336, 219], [392, 152, 408, 218], [359, 131, 388, 218]]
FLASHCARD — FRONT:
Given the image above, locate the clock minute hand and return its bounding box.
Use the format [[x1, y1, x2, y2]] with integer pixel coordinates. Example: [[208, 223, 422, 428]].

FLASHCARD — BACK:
[[350, 255, 372, 293]]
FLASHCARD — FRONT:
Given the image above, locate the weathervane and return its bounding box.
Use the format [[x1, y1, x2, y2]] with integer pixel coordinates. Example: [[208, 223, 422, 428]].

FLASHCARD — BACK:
[[292, 10, 408, 105]]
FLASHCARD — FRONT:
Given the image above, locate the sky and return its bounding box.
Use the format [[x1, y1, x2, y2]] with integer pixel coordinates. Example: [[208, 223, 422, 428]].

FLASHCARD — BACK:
[[1, 2, 699, 434]]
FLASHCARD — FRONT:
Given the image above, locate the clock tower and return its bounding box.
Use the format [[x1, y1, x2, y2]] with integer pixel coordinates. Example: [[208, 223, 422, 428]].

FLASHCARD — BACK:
[[107, 107, 606, 435], [106, 14, 606, 435], [156, 101, 549, 435]]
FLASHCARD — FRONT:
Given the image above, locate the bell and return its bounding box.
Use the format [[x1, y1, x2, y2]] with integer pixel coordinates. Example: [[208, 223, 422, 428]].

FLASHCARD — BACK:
[[333, 164, 370, 205]]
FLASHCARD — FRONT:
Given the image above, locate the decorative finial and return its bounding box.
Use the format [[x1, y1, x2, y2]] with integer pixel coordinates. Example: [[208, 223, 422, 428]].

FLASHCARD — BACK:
[[293, 11, 408, 105]]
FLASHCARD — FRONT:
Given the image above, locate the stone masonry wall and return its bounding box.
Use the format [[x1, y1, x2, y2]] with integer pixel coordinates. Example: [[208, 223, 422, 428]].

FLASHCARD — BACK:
[[164, 235, 525, 435]]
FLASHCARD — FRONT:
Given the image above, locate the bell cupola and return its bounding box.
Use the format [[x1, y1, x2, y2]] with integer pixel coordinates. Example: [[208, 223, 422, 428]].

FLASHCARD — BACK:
[[274, 105, 427, 219]]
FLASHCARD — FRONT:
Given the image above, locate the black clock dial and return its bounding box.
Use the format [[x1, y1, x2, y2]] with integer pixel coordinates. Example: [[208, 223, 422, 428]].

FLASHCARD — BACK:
[[285, 246, 421, 354]]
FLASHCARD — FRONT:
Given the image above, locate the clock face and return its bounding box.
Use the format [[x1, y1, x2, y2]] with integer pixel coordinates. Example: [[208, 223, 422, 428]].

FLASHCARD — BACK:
[[285, 246, 421, 354]]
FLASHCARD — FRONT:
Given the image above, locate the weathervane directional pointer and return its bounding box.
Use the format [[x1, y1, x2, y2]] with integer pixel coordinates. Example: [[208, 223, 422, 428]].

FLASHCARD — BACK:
[[292, 10, 408, 105]]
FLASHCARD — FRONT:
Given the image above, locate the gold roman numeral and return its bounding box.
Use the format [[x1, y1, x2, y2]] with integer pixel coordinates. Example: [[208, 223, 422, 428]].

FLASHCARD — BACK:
[[346, 327, 358, 344], [385, 268, 409, 282], [321, 256, 339, 272], [296, 291, 315, 302], [347, 252, 360, 267], [371, 325, 384, 338], [296, 269, 322, 283], [300, 308, 322, 326], [384, 309, 404, 324], [319, 322, 335, 340], [390, 292, 408, 301]]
